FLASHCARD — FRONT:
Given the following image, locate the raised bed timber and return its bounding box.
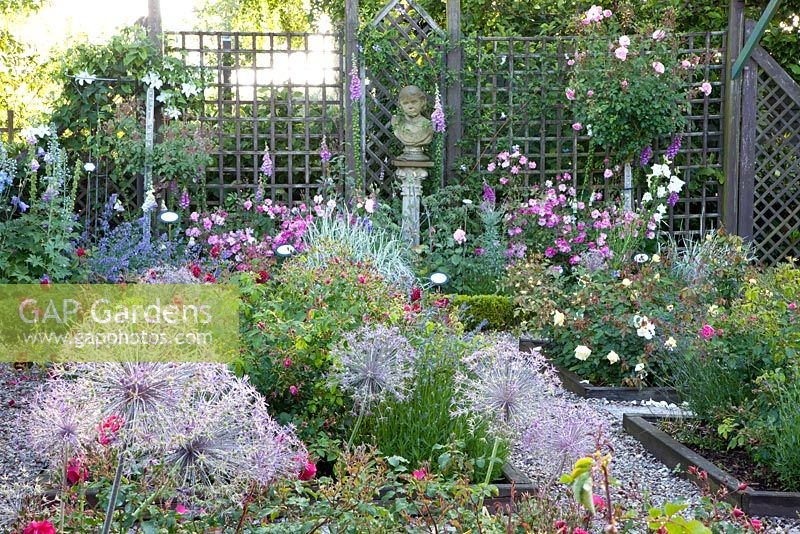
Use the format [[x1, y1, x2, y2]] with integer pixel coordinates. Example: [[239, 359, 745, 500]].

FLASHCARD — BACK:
[[623, 414, 800, 518]]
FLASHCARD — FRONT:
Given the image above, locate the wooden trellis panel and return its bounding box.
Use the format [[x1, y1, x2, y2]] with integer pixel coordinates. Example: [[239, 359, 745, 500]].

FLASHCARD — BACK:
[[164, 31, 344, 206], [0, 111, 14, 144], [363, 0, 446, 196], [467, 32, 727, 241], [738, 46, 800, 264]]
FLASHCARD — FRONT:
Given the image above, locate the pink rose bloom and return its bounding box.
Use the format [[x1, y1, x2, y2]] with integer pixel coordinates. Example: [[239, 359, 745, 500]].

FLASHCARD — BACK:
[[586, 89, 594, 97], [190, 211, 200, 222], [700, 81, 712, 96], [701, 324, 716, 339], [652, 61, 665, 74], [565, 88, 576, 101], [789, 302, 796, 310], [603, 9, 612, 17], [487, 162, 496, 172], [299, 461, 317, 481], [751, 519, 762, 532], [518, 155, 528, 165], [603, 168, 613, 178], [614, 46, 628, 61], [618, 35, 630, 47], [572, 122, 582, 131], [528, 160, 537, 169], [365, 198, 376, 213], [412, 468, 427, 480], [289, 385, 298, 396], [621, 79, 629, 89], [653, 29, 666, 41], [453, 228, 466, 244], [681, 59, 692, 69], [567, 59, 575, 66], [510, 165, 520, 174], [243, 200, 253, 210], [284, 358, 292, 367]]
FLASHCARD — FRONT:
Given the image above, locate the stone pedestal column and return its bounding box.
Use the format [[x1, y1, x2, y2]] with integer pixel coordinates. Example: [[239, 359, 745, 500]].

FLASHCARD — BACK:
[[394, 160, 433, 247]]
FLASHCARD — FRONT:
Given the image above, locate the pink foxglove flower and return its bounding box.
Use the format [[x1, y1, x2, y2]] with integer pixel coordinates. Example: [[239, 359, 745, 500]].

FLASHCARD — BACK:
[[319, 136, 332, 162], [349, 64, 362, 101], [179, 189, 190, 209], [431, 87, 445, 133]]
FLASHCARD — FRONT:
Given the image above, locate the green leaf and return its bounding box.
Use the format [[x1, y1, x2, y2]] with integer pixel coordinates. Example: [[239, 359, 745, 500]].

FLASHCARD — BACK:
[[664, 502, 688, 516]]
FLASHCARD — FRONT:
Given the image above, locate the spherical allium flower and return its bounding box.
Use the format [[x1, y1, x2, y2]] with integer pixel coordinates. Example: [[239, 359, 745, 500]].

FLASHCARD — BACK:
[[26, 382, 95, 465], [161, 370, 305, 498], [330, 324, 416, 410], [521, 401, 603, 481], [69, 362, 213, 449], [454, 338, 560, 431]]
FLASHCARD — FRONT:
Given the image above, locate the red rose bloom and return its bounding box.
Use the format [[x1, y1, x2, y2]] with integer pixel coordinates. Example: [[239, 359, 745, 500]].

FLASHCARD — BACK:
[[66, 456, 89, 485], [256, 270, 270, 284], [76, 247, 86, 257], [24, 521, 56, 534], [410, 287, 422, 302], [298, 461, 317, 481], [190, 264, 202, 278]]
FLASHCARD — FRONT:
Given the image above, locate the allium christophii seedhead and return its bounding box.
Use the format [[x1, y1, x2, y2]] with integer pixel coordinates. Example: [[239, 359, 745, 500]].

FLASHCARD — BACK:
[[454, 338, 559, 432], [521, 401, 603, 481], [26, 381, 95, 463], [331, 324, 416, 411], [70, 362, 211, 449], [161, 370, 305, 499]]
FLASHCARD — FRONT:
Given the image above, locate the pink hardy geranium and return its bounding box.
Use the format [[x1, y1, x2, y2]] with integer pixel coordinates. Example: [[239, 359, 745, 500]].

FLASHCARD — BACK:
[[614, 46, 628, 61], [701, 324, 716, 340], [652, 61, 665, 74], [453, 228, 466, 244], [700, 81, 713, 96]]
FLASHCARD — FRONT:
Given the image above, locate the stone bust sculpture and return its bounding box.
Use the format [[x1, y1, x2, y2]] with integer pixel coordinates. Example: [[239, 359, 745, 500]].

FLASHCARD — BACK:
[[391, 85, 433, 161]]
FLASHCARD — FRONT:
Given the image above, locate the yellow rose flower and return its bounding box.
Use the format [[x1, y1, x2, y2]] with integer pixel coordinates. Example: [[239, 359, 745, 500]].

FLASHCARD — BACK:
[[553, 310, 565, 327], [622, 278, 632, 287]]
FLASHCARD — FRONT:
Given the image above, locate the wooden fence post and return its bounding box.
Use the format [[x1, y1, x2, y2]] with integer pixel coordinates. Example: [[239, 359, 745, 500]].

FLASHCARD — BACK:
[[445, 0, 462, 184], [722, 0, 745, 234], [344, 0, 360, 191]]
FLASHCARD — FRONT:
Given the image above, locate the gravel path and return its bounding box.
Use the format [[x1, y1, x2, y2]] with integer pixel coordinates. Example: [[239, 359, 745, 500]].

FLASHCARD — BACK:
[[511, 389, 800, 533], [0, 363, 47, 529]]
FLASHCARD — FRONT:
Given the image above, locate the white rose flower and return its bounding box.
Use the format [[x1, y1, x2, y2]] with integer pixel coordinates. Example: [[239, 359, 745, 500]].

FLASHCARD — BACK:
[[635, 362, 646, 372], [574, 345, 592, 361], [606, 351, 620, 364], [664, 336, 677, 350], [553, 310, 565, 327]]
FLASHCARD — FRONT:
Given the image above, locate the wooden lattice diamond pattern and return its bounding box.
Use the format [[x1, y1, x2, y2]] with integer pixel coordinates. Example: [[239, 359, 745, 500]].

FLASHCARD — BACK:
[[363, 0, 445, 196], [752, 69, 800, 264]]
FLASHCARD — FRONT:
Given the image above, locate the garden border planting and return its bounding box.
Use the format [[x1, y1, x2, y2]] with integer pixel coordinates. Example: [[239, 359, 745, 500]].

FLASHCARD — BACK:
[[623, 414, 800, 518], [519, 338, 680, 404]]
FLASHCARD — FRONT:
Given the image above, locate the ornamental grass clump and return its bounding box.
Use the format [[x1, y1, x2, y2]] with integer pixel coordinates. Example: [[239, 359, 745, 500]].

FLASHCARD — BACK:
[[330, 324, 417, 447]]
